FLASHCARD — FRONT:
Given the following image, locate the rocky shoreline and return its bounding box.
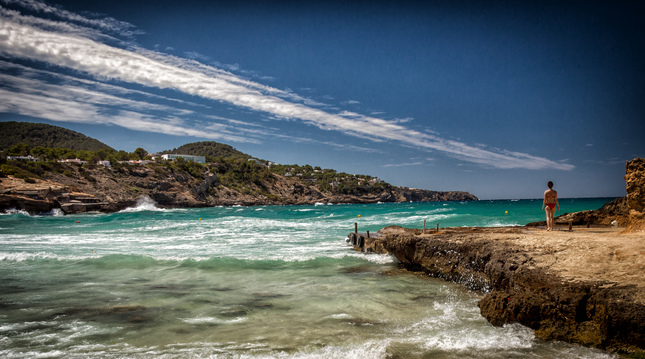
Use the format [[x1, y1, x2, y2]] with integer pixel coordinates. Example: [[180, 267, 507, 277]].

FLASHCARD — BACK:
[[0, 163, 477, 215], [356, 158, 645, 356], [362, 226, 644, 355]]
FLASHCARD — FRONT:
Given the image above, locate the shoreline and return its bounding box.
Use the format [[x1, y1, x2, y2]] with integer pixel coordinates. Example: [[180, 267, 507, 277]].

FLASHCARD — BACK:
[[363, 225, 645, 355]]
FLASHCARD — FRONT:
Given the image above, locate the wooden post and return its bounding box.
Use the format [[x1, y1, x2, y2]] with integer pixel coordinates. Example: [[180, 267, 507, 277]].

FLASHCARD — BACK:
[[436, 222, 439, 232], [354, 222, 358, 234], [367, 230, 370, 238], [568, 221, 573, 231], [423, 219, 426, 234]]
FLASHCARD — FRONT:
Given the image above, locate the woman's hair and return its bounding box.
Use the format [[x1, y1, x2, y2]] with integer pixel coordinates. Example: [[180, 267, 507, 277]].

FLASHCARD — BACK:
[[548, 181, 554, 189]]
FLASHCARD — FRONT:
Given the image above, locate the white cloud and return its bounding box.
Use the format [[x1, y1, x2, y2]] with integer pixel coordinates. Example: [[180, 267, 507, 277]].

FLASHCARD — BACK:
[[382, 162, 424, 168], [0, 1, 574, 171], [341, 100, 360, 105]]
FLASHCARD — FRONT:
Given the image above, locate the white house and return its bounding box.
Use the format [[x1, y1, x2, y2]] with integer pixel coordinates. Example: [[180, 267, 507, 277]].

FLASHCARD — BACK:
[[7, 155, 39, 161], [59, 158, 87, 165], [160, 154, 206, 164]]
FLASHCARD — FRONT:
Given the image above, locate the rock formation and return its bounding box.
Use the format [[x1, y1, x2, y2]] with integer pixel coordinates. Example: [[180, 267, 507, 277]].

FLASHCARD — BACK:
[[368, 227, 645, 355], [361, 157, 645, 355], [0, 163, 477, 214], [625, 158, 645, 232]]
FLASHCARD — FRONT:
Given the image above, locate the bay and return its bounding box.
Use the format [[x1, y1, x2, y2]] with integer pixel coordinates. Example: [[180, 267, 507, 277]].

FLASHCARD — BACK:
[[0, 198, 618, 358]]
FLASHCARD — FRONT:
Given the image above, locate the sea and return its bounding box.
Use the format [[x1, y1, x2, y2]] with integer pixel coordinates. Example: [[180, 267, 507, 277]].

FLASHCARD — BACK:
[[0, 197, 620, 358]]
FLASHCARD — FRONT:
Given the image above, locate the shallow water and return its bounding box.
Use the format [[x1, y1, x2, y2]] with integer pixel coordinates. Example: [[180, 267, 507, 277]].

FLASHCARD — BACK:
[[0, 199, 619, 358]]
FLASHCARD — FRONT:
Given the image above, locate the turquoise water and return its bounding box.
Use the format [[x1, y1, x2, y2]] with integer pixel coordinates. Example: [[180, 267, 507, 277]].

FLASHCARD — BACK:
[[0, 198, 618, 358]]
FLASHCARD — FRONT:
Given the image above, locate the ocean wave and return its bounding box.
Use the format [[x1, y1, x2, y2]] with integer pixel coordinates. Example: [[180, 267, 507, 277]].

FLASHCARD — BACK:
[[0, 250, 388, 269], [0, 208, 32, 216], [182, 316, 247, 325], [118, 196, 166, 213], [0, 251, 99, 262]]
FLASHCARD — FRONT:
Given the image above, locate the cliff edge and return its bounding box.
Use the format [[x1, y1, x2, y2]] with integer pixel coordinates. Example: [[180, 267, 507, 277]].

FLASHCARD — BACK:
[[363, 158, 645, 355], [370, 226, 645, 355]]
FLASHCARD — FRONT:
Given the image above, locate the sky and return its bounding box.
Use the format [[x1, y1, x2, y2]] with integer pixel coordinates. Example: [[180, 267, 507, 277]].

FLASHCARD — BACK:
[[0, 0, 643, 200]]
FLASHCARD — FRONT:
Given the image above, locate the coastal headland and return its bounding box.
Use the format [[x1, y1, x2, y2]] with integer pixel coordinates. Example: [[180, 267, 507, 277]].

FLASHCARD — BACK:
[[365, 226, 644, 355], [360, 158, 645, 356]]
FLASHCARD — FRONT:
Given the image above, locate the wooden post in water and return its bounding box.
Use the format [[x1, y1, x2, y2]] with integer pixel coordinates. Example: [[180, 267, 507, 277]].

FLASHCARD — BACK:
[[367, 230, 370, 238], [423, 220, 426, 234], [354, 222, 358, 234], [436, 222, 439, 233]]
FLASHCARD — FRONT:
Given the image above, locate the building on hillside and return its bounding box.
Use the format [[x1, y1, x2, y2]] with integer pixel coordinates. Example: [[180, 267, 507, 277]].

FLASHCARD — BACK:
[[7, 155, 39, 162], [59, 158, 87, 165], [126, 160, 153, 166], [160, 154, 206, 164]]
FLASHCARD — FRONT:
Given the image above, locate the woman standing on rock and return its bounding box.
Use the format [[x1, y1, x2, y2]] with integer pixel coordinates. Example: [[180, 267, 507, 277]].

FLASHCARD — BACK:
[[543, 181, 560, 231]]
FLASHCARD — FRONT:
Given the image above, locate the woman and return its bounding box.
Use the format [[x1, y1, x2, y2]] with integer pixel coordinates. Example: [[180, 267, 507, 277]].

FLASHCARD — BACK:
[[542, 181, 560, 231]]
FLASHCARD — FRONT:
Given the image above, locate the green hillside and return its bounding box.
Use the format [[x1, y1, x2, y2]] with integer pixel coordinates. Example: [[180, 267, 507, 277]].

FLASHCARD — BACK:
[[0, 122, 114, 152], [162, 141, 252, 161]]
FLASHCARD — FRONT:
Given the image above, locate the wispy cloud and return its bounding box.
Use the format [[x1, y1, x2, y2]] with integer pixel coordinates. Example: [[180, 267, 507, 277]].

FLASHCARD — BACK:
[[382, 162, 424, 168], [0, 0, 574, 170]]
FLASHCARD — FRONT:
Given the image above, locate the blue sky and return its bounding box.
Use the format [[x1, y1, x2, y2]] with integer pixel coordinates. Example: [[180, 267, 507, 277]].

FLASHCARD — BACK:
[[1, 0, 643, 199]]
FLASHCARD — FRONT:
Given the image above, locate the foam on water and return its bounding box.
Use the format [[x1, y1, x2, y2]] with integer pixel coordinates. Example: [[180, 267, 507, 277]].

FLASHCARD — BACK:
[[118, 195, 167, 213], [0, 208, 31, 216], [0, 199, 621, 358]]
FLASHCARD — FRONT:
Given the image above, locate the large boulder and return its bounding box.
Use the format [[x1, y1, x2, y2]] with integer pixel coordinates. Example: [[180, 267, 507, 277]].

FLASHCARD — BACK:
[[625, 158, 645, 212]]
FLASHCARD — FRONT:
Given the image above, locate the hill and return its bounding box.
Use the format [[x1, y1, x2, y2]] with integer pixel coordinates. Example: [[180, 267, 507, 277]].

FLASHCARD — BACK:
[[0, 122, 113, 152], [162, 141, 251, 161], [0, 123, 478, 214]]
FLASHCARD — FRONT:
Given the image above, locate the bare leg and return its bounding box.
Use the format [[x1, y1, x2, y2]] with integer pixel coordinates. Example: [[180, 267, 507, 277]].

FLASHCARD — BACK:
[[545, 207, 553, 231]]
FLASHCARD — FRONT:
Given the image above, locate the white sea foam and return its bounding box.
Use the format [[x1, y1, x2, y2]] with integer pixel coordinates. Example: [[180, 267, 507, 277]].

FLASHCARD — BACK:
[[0, 251, 98, 262], [182, 316, 246, 325], [0, 208, 31, 216], [119, 196, 164, 213], [0, 201, 620, 359]]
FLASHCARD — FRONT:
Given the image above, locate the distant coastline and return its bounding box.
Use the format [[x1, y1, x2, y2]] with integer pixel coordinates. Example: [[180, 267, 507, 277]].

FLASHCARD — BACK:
[[0, 164, 477, 215]]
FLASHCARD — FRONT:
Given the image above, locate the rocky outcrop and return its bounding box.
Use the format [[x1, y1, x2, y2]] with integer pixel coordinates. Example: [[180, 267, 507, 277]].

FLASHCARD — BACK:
[[371, 227, 645, 355], [0, 163, 477, 214], [626, 158, 645, 212], [625, 158, 645, 232], [527, 157, 645, 231]]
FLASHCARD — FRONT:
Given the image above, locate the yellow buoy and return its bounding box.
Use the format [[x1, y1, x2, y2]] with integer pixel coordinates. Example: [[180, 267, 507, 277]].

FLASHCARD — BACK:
[[505, 211, 508, 215], [358, 214, 361, 218], [199, 218, 202, 220]]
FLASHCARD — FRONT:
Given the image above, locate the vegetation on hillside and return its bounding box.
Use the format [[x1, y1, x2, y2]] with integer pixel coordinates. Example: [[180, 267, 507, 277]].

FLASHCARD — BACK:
[[0, 122, 113, 152], [161, 141, 252, 162], [0, 120, 394, 197], [269, 163, 392, 196], [1, 141, 391, 197]]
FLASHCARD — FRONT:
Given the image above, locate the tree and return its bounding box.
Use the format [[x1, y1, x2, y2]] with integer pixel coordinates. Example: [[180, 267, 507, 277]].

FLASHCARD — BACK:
[[134, 147, 148, 160], [31, 146, 47, 159], [8, 143, 30, 156]]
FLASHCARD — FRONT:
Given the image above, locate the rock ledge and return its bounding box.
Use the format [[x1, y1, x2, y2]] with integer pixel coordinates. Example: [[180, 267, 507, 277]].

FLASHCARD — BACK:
[[368, 226, 645, 355]]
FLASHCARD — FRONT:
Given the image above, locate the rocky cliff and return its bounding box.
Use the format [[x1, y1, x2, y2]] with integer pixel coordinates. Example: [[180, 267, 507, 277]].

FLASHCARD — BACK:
[[360, 158, 645, 355], [0, 163, 477, 214], [366, 226, 645, 355], [625, 158, 645, 232]]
